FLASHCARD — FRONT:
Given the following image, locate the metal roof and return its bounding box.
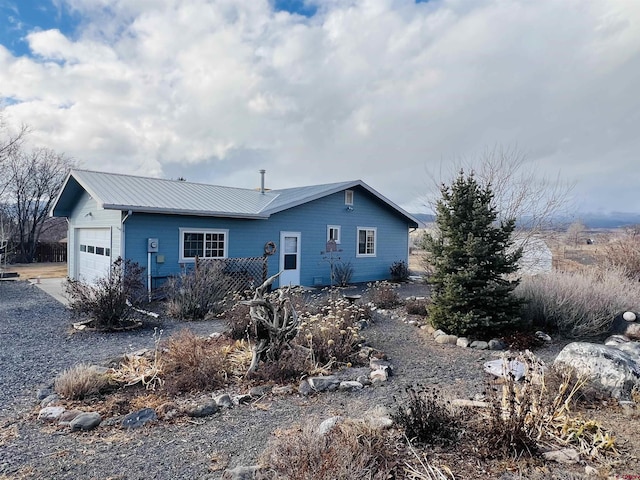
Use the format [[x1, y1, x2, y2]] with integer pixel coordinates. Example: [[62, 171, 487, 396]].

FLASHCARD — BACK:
[[51, 169, 419, 226]]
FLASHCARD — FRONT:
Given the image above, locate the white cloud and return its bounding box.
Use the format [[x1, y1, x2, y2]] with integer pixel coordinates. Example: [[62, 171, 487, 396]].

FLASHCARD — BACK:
[[1, 0, 640, 213]]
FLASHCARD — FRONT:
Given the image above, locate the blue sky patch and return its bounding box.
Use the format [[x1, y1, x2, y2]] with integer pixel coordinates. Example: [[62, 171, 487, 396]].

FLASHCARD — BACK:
[[273, 0, 317, 18], [0, 0, 80, 57]]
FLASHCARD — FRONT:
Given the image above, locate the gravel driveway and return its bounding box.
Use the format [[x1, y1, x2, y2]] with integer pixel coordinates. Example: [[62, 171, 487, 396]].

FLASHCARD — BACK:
[[0, 280, 566, 479]]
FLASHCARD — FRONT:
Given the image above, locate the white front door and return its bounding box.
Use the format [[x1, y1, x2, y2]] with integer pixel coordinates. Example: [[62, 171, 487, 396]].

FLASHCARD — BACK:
[[279, 231, 301, 287]]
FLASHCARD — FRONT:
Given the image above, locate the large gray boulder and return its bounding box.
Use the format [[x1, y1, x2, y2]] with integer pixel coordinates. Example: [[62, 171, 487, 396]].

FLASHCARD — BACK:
[[554, 342, 640, 399]]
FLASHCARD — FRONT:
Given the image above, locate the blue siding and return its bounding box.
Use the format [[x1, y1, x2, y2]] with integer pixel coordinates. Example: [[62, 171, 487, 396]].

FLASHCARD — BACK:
[[123, 186, 411, 288]]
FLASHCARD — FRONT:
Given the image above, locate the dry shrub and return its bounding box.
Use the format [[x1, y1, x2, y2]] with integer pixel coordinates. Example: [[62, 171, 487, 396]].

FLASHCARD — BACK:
[[164, 261, 232, 321], [224, 301, 252, 340], [160, 330, 233, 394], [258, 419, 398, 480], [599, 227, 640, 280], [406, 298, 430, 316], [54, 364, 113, 400], [392, 387, 461, 446], [366, 281, 400, 309], [248, 347, 311, 384], [296, 297, 367, 367], [515, 267, 640, 337], [63, 257, 146, 330]]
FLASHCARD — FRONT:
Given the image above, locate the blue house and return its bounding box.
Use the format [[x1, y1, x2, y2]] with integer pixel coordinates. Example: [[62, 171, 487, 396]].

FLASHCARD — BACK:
[[51, 169, 419, 290]]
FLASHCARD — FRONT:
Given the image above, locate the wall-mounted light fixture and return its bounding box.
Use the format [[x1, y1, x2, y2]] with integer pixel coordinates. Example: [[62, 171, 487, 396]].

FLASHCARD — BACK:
[[346, 206, 354, 211]]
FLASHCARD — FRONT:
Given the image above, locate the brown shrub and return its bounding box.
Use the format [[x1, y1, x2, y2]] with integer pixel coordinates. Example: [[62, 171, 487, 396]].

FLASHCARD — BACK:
[[54, 364, 113, 400], [160, 330, 232, 395], [258, 419, 398, 480], [224, 301, 252, 340], [365, 281, 400, 309], [247, 347, 311, 384], [405, 298, 430, 316]]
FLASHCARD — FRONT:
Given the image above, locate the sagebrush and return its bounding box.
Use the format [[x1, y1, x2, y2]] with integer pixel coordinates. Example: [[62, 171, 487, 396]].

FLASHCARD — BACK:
[[515, 267, 640, 337]]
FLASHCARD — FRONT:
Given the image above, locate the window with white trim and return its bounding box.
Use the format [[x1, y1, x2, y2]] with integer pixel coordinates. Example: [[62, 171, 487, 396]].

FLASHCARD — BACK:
[[345, 190, 354, 205], [357, 227, 376, 257], [327, 225, 341, 244], [179, 228, 228, 262]]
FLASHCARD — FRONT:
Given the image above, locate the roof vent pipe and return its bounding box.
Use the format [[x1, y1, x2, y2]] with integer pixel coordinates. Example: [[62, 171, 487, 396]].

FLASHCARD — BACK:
[[259, 169, 266, 194]]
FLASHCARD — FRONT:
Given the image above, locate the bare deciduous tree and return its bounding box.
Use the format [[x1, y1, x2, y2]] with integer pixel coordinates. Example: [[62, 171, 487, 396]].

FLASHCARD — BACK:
[[4, 147, 75, 262], [426, 145, 574, 271], [565, 220, 586, 248], [0, 117, 29, 199]]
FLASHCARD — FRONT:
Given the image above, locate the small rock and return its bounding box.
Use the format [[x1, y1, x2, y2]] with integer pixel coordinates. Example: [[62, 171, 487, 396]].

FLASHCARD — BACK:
[[249, 385, 272, 397], [215, 394, 234, 408], [356, 375, 372, 386], [584, 465, 598, 476], [489, 339, 508, 351], [339, 381, 364, 391], [36, 387, 54, 401], [209, 332, 224, 339], [317, 416, 342, 435], [298, 380, 313, 396], [58, 409, 83, 425], [234, 394, 252, 405], [407, 319, 417, 326], [483, 359, 526, 381], [542, 448, 580, 464], [535, 331, 552, 343], [470, 341, 489, 350], [69, 412, 102, 431], [184, 402, 219, 418], [222, 465, 260, 480], [604, 334, 630, 346], [89, 365, 111, 375], [435, 334, 458, 345], [456, 337, 470, 348], [38, 406, 65, 422], [307, 376, 340, 392], [40, 394, 60, 408], [122, 408, 158, 428], [425, 325, 436, 334], [370, 369, 388, 382], [432, 329, 446, 338], [369, 358, 393, 374], [623, 311, 637, 322]]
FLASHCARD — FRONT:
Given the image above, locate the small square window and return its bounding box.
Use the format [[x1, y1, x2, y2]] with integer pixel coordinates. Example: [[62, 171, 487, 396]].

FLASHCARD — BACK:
[[80, 244, 87, 252], [327, 225, 341, 244], [105, 248, 111, 256], [87, 245, 95, 254], [96, 247, 105, 255], [345, 190, 354, 205]]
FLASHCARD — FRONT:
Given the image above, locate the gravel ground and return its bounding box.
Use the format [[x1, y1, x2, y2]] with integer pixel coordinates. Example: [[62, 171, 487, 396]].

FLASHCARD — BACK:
[[0, 280, 584, 479]]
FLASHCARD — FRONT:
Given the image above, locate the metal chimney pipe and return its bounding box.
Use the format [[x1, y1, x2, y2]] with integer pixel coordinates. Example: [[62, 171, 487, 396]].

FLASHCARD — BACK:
[[259, 169, 266, 194]]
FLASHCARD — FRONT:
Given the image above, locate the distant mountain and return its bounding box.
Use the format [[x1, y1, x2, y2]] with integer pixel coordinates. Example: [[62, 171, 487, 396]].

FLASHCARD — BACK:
[[413, 212, 640, 230], [411, 213, 435, 227]]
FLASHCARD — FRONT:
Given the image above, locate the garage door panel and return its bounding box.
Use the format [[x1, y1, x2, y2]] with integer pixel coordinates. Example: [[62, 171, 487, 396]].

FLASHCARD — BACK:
[[77, 228, 112, 283]]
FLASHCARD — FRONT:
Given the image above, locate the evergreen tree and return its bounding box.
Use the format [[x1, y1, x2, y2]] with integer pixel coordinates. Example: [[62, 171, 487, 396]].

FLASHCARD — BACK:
[[423, 171, 523, 337]]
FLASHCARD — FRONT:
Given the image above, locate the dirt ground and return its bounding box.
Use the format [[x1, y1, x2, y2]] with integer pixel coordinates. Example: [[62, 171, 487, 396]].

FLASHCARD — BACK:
[[0, 262, 67, 279]]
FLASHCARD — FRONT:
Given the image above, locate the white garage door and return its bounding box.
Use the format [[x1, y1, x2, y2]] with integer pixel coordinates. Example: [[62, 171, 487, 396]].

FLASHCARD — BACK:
[[77, 228, 112, 283]]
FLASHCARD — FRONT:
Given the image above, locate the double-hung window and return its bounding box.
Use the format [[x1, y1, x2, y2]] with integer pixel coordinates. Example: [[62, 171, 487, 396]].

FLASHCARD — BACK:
[[180, 228, 228, 262], [357, 227, 376, 257]]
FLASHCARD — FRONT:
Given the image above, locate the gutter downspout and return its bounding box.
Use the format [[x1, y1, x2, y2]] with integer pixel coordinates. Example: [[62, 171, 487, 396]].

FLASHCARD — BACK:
[[121, 210, 132, 265]]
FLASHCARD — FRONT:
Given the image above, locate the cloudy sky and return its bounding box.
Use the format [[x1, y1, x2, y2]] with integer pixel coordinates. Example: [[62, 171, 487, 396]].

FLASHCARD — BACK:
[[1, 0, 639, 214]]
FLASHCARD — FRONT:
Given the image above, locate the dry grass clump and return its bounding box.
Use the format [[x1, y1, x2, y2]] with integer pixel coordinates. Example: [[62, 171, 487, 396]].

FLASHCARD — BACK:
[[54, 363, 113, 400], [248, 347, 311, 384], [160, 330, 241, 395], [515, 267, 640, 337], [258, 419, 399, 479]]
